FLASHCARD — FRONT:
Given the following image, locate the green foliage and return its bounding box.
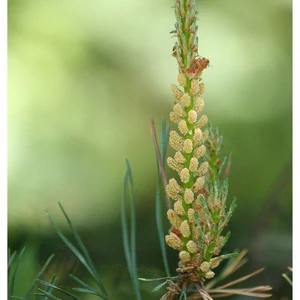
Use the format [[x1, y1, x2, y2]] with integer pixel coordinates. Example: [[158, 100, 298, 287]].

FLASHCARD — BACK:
[[38, 279, 81, 300], [282, 267, 292, 286], [121, 160, 142, 300], [152, 118, 171, 278], [24, 254, 55, 300], [44, 203, 109, 299], [39, 274, 57, 300], [155, 184, 171, 278], [8, 247, 54, 300], [9, 203, 111, 300], [8, 247, 26, 299]]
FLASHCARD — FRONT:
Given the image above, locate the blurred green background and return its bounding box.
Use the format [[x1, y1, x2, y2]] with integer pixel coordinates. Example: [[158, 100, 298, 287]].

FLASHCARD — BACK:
[[8, 0, 292, 299]]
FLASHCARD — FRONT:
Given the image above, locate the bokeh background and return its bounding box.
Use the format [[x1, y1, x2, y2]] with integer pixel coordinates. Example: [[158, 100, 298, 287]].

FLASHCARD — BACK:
[[8, 0, 292, 299]]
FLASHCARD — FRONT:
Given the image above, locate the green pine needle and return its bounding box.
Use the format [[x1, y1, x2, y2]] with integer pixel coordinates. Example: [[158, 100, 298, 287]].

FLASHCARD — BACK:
[[8, 249, 17, 271], [38, 279, 81, 300], [160, 117, 169, 164], [40, 274, 57, 300], [155, 183, 171, 278], [152, 281, 168, 292], [139, 276, 178, 282], [45, 206, 109, 299], [8, 247, 26, 299], [23, 253, 55, 300], [37, 289, 63, 300], [57, 203, 108, 296], [70, 274, 108, 298], [72, 288, 99, 295], [121, 159, 142, 300]]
